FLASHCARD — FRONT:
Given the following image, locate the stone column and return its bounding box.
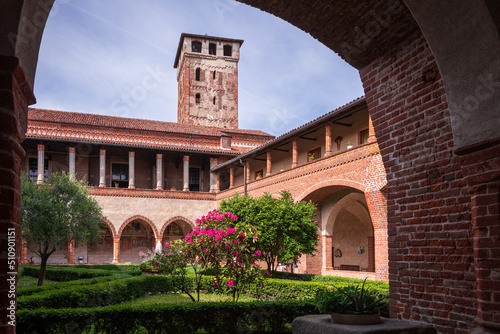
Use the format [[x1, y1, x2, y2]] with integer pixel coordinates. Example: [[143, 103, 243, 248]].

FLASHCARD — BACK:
[[292, 139, 298, 168], [156, 153, 163, 190], [99, 149, 106, 187], [183, 155, 190, 191], [128, 151, 135, 189], [0, 56, 35, 334], [112, 238, 120, 264], [69, 146, 76, 179], [229, 166, 234, 188], [368, 114, 376, 143], [67, 240, 75, 264], [37, 144, 45, 184], [245, 160, 251, 182], [266, 150, 272, 176], [325, 123, 333, 156], [210, 157, 218, 193]]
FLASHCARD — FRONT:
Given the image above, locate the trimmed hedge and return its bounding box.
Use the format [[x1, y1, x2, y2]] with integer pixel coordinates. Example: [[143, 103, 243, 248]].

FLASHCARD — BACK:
[[18, 275, 193, 310], [21, 265, 142, 282], [18, 274, 135, 297], [18, 300, 316, 334]]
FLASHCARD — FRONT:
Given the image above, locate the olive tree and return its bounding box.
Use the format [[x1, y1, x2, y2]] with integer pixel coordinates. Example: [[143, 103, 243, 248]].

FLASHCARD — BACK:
[[21, 172, 105, 285]]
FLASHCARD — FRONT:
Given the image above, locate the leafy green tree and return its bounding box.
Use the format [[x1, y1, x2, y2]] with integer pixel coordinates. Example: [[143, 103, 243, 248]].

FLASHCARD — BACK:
[[21, 172, 105, 286], [219, 191, 318, 274]]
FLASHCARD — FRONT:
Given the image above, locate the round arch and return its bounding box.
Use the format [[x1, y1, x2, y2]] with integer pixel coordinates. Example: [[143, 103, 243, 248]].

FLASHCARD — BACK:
[[101, 217, 117, 239], [296, 179, 366, 203], [160, 216, 195, 237], [118, 215, 159, 240]]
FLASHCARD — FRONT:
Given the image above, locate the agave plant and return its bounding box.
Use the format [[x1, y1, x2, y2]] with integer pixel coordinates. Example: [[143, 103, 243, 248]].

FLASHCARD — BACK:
[[316, 278, 389, 315]]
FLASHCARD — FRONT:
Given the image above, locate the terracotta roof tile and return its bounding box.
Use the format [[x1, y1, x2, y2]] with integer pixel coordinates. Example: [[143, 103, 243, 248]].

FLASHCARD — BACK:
[[28, 108, 272, 138]]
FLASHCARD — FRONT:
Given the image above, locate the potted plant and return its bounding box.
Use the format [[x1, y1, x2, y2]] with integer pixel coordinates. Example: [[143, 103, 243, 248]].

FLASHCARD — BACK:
[[113, 182, 119, 188], [171, 185, 176, 191], [315, 278, 389, 325], [346, 141, 353, 149]]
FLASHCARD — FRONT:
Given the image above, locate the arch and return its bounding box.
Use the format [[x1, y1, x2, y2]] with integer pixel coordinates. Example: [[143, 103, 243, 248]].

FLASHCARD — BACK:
[[118, 215, 159, 239], [101, 217, 117, 239], [160, 216, 195, 237], [195, 67, 201, 81], [87, 221, 114, 263], [296, 179, 366, 203]]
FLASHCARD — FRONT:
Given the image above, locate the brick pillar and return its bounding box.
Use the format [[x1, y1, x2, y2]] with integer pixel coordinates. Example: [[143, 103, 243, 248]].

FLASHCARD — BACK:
[[364, 190, 388, 281], [292, 139, 298, 168], [210, 157, 218, 193], [37, 144, 45, 184], [367, 236, 375, 272], [325, 123, 333, 157], [156, 153, 163, 190], [0, 56, 35, 334], [304, 212, 322, 275], [99, 149, 106, 187], [216, 172, 220, 193], [229, 166, 234, 188], [68, 146, 76, 179], [183, 155, 189, 191], [245, 160, 251, 182], [322, 235, 333, 269], [128, 151, 135, 189], [458, 140, 500, 333], [266, 150, 272, 176], [20, 240, 28, 265], [67, 240, 75, 264], [368, 114, 376, 143], [112, 238, 120, 264]]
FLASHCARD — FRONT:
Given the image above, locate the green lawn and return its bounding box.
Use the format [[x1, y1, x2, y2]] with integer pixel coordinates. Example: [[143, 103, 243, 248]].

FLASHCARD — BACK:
[[121, 292, 258, 307]]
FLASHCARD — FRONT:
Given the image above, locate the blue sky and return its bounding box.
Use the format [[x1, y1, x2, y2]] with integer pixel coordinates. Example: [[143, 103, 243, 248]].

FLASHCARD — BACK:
[[34, 0, 364, 136]]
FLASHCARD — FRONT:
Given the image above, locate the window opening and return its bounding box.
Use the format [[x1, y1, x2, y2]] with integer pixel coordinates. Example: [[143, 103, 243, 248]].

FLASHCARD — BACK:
[[213, 71, 216, 80], [195, 93, 201, 104], [111, 163, 129, 188], [191, 41, 202, 53], [209, 43, 216, 55], [308, 147, 321, 162], [213, 96, 216, 105], [360, 129, 369, 144], [223, 45, 232, 56], [196, 68, 201, 81], [189, 167, 200, 191]]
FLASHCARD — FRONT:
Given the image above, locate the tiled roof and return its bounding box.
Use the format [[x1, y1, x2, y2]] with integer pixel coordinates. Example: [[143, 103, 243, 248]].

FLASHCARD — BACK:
[[28, 108, 271, 138], [26, 108, 274, 155]]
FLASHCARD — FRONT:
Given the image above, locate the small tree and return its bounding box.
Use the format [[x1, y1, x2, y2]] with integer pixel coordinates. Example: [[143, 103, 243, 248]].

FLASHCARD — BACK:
[[21, 172, 105, 286], [219, 191, 318, 274]]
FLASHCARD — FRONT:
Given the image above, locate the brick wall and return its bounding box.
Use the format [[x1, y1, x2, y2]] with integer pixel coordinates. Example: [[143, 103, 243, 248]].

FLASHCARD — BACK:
[[360, 31, 475, 332]]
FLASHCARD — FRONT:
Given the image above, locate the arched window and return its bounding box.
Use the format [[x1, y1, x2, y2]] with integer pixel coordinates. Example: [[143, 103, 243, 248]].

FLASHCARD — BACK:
[[191, 41, 202, 53], [223, 45, 232, 57], [209, 43, 216, 55], [213, 71, 216, 80], [195, 93, 201, 104], [213, 97, 217, 105], [196, 68, 201, 81]]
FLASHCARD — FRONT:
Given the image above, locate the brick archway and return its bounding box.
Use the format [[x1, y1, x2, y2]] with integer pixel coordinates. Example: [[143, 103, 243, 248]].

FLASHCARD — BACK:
[[160, 216, 195, 237], [296, 179, 367, 203], [118, 215, 159, 240], [101, 217, 117, 239]]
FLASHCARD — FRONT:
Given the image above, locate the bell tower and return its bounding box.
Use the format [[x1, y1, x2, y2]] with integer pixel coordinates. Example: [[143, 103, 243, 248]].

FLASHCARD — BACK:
[[174, 33, 243, 129]]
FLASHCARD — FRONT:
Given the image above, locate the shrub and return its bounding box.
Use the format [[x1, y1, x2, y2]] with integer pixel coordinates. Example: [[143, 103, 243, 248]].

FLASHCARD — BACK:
[[17, 300, 317, 334], [21, 265, 141, 282]]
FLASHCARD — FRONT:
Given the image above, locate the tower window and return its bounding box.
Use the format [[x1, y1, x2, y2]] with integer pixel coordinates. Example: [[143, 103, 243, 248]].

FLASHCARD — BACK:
[[213, 96, 216, 105], [195, 93, 200, 104], [191, 41, 202, 53], [209, 43, 216, 55], [196, 68, 201, 81], [223, 45, 232, 57]]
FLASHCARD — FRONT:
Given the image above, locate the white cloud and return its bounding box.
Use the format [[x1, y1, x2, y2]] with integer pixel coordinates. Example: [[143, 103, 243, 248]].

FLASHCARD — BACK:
[[34, 0, 364, 135]]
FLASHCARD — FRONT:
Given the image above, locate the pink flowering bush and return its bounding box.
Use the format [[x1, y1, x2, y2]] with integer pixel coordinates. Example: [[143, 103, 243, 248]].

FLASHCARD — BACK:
[[162, 209, 262, 302]]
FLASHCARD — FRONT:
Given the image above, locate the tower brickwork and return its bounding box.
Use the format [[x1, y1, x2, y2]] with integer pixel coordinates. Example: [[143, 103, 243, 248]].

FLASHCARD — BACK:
[[174, 33, 243, 129]]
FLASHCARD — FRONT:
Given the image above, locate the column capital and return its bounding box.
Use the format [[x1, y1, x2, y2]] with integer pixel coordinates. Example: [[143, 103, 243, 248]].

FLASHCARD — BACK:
[[69, 146, 76, 154], [129, 151, 135, 158], [100, 148, 106, 155], [183, 155, 190, 162]]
